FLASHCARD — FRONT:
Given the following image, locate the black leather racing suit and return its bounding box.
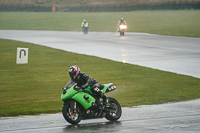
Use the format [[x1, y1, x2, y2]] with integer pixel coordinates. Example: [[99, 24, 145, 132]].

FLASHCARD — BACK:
[[71, 72, 101, 96], [68, 72, 108, 104]]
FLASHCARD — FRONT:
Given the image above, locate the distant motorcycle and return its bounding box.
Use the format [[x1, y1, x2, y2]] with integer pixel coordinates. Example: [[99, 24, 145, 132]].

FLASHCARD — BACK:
[[61, 80, 122, 124], [82, 23, 89, 34], [119, 24, 127, 36]]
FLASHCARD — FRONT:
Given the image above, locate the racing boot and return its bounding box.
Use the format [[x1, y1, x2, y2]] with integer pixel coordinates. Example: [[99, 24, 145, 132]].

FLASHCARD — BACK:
[[94, 87, 109, 105], [102, 94, 109, 105]]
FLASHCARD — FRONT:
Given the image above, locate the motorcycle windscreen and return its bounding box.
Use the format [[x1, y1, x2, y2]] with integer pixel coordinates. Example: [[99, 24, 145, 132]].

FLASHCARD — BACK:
[[65, 80, 76, 89], [84, 24, 88, 27]]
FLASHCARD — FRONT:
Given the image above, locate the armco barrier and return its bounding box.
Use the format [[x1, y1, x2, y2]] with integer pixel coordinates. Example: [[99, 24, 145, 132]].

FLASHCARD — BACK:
[[0, 3, 200, 12], [0, 5, 52, 12], [68, 3, 200, 12]]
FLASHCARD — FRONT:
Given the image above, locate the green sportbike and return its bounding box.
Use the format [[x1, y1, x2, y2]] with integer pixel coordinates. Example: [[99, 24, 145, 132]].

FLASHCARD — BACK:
[[61, 80, 122, 124]]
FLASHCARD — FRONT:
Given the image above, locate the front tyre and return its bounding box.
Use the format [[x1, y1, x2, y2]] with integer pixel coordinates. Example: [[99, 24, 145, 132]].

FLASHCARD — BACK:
[[120, 30, 124, 36], [120, 31, 122, 36], [62, 103, 82, 124], [105, 97, 122, 121]]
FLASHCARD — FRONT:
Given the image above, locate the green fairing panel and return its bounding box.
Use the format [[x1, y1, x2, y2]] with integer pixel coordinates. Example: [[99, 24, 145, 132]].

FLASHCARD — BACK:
[[101, 83, 113, 93], [61, 84, 77, 101], [72, 92, 96, 110], [85, 87, 92, 94], [61, 82, 113, 109], [84, 83, 113, 94]]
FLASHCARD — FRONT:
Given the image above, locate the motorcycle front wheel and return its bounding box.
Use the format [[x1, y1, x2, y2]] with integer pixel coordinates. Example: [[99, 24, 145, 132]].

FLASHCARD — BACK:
[[105, 97, 122, 121], [120, 31, 124, 36], [62, 103, 82, 124]]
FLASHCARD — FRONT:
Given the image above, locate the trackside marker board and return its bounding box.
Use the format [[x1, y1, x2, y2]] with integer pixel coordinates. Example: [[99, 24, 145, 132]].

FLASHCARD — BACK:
[[16, 48, 28, 64]]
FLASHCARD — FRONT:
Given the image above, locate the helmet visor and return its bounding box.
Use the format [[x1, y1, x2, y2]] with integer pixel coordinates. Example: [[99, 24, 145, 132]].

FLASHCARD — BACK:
[[69, 72, 76, 79]]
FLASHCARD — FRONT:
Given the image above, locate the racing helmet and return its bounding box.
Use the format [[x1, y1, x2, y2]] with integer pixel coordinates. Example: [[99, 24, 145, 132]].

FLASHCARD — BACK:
[[69, 65, 80, 80]]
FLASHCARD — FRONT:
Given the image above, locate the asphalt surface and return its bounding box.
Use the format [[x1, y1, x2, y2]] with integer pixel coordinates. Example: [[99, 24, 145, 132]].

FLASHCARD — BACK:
[[1, 99, 200, 133], [0, 30, 200, 132], [0, 30, 200, 78]]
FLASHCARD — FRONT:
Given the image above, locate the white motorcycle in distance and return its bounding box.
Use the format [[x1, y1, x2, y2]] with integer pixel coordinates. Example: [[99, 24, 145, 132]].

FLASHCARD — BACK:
[[82, 23, 89, 34], [119, 24, 127, 36]]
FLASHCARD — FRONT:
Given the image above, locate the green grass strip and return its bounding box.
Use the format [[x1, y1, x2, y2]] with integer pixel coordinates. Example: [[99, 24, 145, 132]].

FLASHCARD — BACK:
[[0, 10, 200, 37], [0, 38, 200, 117]]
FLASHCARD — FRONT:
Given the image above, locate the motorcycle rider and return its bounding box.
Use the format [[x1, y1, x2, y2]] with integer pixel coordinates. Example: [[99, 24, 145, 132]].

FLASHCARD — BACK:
[[118, 18, 127, 31], [81, 19, 89, 30], [68, 65, 108, 105], [118, 18, 127, 26]]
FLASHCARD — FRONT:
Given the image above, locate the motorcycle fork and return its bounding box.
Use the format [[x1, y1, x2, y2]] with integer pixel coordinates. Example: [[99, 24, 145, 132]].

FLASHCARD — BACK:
[[69, 101, 77, 113], [74, 101, 77, 113]]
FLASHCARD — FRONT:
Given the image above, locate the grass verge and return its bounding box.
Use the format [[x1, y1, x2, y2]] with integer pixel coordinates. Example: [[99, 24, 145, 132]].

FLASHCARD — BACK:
[[0, 38, 200, 117], [0, 10, 200, 37]]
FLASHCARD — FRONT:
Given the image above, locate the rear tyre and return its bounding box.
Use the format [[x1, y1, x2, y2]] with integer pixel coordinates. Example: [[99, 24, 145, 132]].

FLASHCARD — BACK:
[[105, 97, 122, 121], [62, 103, 82, 124]]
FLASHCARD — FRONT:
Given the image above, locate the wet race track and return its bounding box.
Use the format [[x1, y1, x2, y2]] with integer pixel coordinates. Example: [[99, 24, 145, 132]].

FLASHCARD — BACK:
[[1, 100, 200, 133], [0, 30, 200, 132]]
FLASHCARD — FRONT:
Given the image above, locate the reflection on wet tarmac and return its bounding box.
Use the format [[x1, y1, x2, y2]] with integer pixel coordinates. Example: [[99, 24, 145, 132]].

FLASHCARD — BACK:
[[63, 121, 122, 132], [0, 30, 200, 78]]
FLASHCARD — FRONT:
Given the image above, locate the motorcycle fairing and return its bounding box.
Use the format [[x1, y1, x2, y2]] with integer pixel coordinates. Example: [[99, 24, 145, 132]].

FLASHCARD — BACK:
[[61, 84, 77, 101], [101, 83, 113, 93], [85, 86, 92, 94], [61, 82, 115, 110], [71, 92, 96, 110]]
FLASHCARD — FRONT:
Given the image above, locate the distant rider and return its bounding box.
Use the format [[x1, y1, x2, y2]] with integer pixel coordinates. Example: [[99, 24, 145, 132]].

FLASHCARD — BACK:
[[118, 18, 127, 26], [81, 19, 89, 30], [68, 65, 108, 105]]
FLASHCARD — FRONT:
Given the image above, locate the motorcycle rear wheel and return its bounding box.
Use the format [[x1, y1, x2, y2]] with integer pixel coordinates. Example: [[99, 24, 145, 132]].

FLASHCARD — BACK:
[[105, 97, 122, 121], [62, 103, 82, 124]]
